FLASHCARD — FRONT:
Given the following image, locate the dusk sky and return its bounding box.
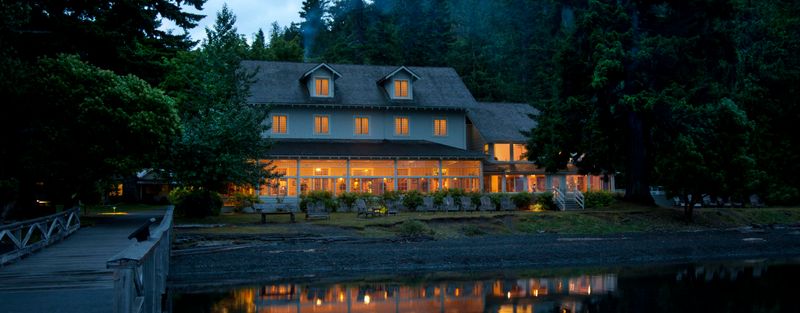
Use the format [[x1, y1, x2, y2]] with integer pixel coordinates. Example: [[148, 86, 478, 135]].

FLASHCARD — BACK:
[[161, 0, 303, 43]]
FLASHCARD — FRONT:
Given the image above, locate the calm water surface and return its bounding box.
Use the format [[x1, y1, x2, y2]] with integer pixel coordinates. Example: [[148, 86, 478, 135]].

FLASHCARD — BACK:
[[171, 260, 800, 312]]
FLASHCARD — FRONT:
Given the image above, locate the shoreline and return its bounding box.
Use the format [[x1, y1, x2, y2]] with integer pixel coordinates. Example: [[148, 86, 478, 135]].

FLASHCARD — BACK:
[[169, 226, 800, 290]]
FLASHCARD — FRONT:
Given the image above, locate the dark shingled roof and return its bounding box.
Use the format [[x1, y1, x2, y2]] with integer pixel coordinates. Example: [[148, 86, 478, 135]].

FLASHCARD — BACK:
[[242, 61, 478, 108], [466, 102, 538, 143], [269, 139, 486, 159]]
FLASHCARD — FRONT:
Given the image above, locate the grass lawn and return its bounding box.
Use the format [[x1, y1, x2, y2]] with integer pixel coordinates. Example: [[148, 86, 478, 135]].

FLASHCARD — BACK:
[[173, 202, 800, 238]]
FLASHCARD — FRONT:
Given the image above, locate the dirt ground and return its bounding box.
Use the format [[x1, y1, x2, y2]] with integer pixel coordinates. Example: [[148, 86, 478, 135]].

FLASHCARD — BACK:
[[169, 223, 800, 289]]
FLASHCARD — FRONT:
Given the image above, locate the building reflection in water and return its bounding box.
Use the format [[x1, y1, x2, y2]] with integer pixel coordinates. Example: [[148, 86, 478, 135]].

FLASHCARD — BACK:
[[200, 273, 618, 313]]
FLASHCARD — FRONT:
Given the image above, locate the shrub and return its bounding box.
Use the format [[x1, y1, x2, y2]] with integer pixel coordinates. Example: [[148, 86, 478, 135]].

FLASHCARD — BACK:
[[584, 190, 616, 208], [300, 190, 336, 212], [536, 191, 558, 211], [337, 192, 359, 211], [488, 193, 504, 210], [172, 189, 222, 218], [228, 192, 260, 213], [397, 219, 434, 238], [468, 192, 483, 207], [511, 192, 534, 210], [402, 190, 424, 211], [382, 190, 404, 202]]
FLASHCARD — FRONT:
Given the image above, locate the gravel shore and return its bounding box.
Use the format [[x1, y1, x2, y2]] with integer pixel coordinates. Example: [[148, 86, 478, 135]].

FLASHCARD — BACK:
[[169, 225, 800, 289]]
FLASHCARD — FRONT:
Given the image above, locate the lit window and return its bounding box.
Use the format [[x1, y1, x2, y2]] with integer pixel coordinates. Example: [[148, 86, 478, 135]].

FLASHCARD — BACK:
[[315, 78, 330, 97], [494, 143, 511, 161], [355, 117, 369, 135], [314, 115, 329, 134], [272, 115, 287, 134], [394, 80, 409, 98], [433, 118, 447, 136], [513, 144, 528, 161], [394, 117, 409, 135]]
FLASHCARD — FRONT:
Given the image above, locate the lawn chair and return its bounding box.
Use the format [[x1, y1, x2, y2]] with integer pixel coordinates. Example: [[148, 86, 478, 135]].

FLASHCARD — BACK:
[[500, 196, 515, 211], [386, 200, 400, 216], [479, 196, 494, 211], [306, 201, 330, 220], [460, 196, 476, 212], [749, 194, 765, 208], [422, 196, 438, 212], [443, 196, 459, 212], [355, 198, 373, 218]]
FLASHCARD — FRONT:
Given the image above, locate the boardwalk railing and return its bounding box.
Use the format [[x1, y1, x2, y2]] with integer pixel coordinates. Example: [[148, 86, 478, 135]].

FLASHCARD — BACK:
[[552, 187, 565, 211], [0, 207, 81, 265], [107, 208, 173, 313]]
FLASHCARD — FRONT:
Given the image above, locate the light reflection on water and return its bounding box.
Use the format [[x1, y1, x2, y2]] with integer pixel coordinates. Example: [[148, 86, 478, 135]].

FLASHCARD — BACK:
[[172, 261, 799, 313]]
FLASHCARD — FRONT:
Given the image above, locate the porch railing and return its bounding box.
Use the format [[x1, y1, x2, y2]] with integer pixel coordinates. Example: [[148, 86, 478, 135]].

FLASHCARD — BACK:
[[552, 187, 565, 211], [574, 190, 585, 210], [0, 207, 81, 265], [107, 207, 173, 313]]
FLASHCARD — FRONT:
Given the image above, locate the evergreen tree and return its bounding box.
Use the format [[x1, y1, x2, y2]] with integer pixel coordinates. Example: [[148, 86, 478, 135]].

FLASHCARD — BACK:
[[250, 29, 271, 60], [161, 5, 273, 209]]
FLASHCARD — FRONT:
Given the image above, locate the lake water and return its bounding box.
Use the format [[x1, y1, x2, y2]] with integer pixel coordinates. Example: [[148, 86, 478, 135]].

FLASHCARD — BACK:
[[170, 260, 800, 312]]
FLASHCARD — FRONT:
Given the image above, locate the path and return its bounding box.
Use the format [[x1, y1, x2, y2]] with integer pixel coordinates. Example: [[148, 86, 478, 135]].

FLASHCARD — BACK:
[[0, 208, 167, 313]]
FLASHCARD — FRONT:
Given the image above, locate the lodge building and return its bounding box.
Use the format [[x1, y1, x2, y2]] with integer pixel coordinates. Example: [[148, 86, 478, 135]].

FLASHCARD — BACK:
[[245, 61, 614, 203]]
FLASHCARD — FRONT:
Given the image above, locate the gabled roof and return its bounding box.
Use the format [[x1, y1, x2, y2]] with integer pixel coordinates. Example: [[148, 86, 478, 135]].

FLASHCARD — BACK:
[[299, 63, 342, 80], [377, 66, 422, 84], [269, 139, 486, 159], [242, 61, 478, 108], [466, 102, 538, 143]]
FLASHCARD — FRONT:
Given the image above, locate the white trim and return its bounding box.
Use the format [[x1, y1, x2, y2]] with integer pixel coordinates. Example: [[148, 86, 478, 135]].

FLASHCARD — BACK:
[[312, 76, 333, 98], [353, 115, 371, 136], [271, 113, 289, 134], [300, 63, 342, 79], [312, 114, 331, 135], [432, 117, 448, 137], [392, 79, 412, 100], [393, 115, 410, 136]]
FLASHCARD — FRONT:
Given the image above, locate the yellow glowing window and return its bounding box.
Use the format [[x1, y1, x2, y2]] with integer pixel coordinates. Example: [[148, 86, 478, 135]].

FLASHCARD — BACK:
[[513, 144, 528, 161], [315, 78, 330, 97], [272, 115, 287, 134], [494, 143, 511, 161], [314, 115, 329, 134], [394, 117, 409, 135], [434, 118, 447, 136], [394, 80, 409, 98], [355, 117, 369, 135]]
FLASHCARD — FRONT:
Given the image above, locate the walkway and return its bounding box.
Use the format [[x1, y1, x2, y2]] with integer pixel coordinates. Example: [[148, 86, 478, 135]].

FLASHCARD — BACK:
[[0, 208, 167, 313]]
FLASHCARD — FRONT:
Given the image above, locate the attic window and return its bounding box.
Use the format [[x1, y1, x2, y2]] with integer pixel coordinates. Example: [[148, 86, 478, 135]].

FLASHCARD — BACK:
[[394, 80, 409, 98], [315, 77, 330, 97]]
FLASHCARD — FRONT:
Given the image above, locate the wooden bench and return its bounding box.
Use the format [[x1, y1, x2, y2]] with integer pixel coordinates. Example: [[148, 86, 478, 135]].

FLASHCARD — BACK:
[[258, 210, 296, 224]]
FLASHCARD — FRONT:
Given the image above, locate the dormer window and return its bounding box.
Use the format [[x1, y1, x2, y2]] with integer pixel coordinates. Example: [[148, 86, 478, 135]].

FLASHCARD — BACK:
[[378, 66, 421, 101], [315, 77, 330, 97], [394, 80, 409, 98], [300, 63, 341, 99]]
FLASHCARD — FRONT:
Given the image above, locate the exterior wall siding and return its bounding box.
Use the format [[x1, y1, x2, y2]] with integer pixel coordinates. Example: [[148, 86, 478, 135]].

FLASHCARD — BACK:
[[267, 107, 467, 149]]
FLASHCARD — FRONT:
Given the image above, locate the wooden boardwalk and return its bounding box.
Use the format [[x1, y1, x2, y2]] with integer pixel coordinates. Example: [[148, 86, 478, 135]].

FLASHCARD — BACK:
[[0, 209, 166, 313]]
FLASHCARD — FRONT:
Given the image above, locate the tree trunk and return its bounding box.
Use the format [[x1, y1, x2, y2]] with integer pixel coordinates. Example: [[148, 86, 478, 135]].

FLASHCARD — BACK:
[[621, 3, 654, 206]]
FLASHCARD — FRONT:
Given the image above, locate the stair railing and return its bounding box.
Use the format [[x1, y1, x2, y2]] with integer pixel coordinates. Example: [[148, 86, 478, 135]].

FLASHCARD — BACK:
[[575, 189, 585, 210], [552, 187, 565, 211]]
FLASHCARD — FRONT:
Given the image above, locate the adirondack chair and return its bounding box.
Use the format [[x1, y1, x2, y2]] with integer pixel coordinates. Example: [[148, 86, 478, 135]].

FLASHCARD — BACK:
[[500, 196, 515, 211], [306, 201, 330, 220], [355, 199, 373, 218], [422, 196, 438, 212], [479, 196, 494, 211], [443, 196, 459, 212], [460, 196, 476, 212], [386, 200, 400, 216]]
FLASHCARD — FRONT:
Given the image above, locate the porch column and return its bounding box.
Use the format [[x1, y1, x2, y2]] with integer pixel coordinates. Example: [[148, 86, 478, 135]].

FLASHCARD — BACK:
[[346, 158, 351, 192], [296, 157, 301, 196], [586, 175, 591, 191], [501, 172, 507, 193], [255, 159, 261, 196], [478, 161, 484, 192], [438, 159, 443, 191], [393, 158, 399, 191], [546, 175, 553, 190], [560, 175, 567, 193]]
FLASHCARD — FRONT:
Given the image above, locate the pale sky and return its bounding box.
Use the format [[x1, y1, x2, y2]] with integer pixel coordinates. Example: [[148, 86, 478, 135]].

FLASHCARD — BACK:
[[160, 0, 303, 44]]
